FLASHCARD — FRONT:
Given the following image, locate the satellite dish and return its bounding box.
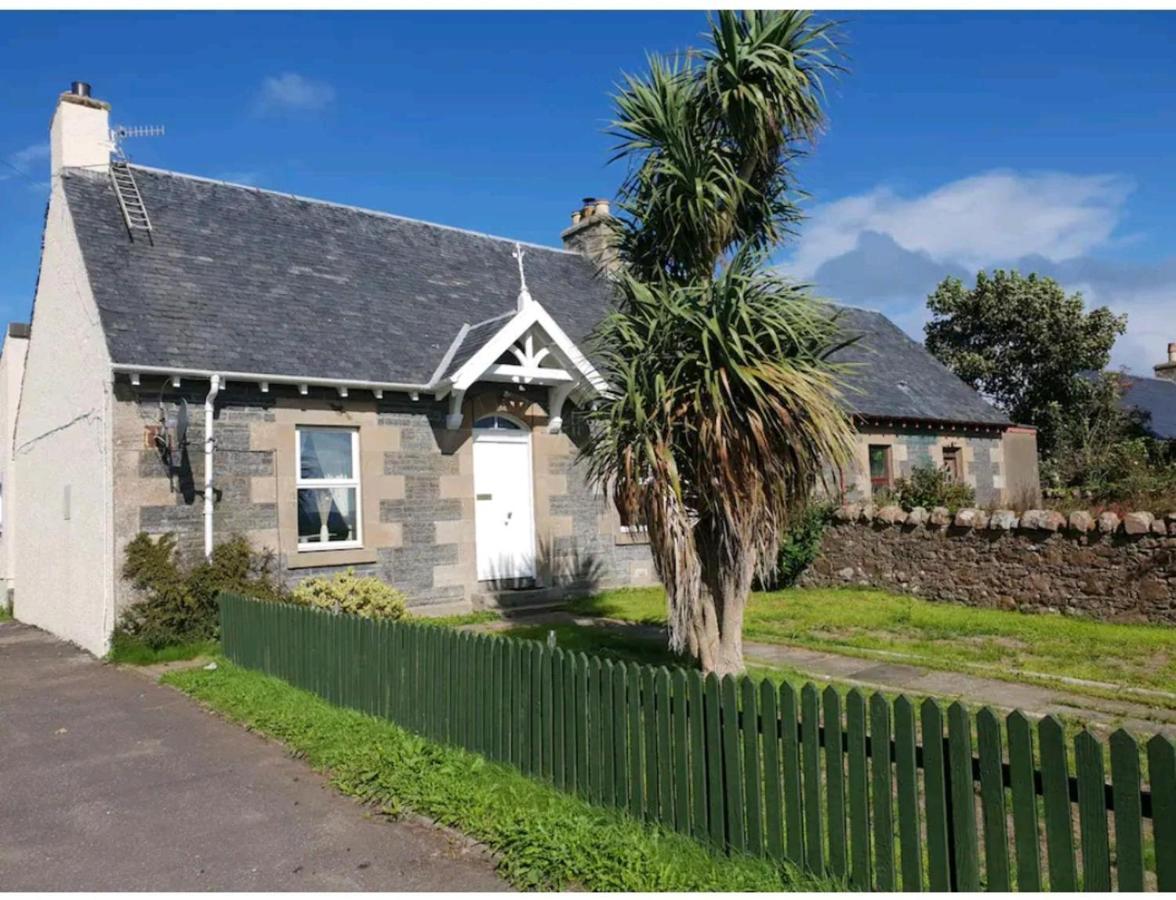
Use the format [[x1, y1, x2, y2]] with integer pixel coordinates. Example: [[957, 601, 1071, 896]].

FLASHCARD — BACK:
[[175, 399, 190, 451]]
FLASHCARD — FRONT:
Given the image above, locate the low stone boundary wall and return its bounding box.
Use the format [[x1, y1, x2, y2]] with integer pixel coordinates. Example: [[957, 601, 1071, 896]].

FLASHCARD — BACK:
[[800, 504, 1176, 624]]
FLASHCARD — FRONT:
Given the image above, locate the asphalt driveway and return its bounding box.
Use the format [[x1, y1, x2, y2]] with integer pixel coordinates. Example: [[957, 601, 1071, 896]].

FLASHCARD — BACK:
[[0, 620, 509, 891]]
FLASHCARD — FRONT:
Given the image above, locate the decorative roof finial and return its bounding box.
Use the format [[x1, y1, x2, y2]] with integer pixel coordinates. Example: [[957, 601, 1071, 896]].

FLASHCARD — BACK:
[[513, 243, 533, 311]]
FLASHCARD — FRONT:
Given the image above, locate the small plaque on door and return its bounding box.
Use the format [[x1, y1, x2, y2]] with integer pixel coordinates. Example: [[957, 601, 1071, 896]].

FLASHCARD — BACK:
[[476, 493, 493, 501]]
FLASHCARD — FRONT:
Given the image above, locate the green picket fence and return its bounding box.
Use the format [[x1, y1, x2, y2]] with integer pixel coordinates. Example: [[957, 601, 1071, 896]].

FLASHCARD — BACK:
[[219, 592, 1175, 891]]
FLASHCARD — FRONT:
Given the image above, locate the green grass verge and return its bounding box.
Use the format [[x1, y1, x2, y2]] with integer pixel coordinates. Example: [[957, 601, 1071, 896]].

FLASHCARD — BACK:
[[0, 606, 10, 621], [411, 610, 501, 628], [107, 635, 218, 666], [164, 660, 840, 892], [567, 586, 1176, 701]]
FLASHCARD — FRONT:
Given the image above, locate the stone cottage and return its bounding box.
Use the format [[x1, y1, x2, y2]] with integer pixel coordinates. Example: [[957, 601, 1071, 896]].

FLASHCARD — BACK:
[[4, 84, 1038, 654]]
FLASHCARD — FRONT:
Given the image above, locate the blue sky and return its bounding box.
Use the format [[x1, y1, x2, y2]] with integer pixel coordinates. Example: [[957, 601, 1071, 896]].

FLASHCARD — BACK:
[[2, 11, 1174, 373]]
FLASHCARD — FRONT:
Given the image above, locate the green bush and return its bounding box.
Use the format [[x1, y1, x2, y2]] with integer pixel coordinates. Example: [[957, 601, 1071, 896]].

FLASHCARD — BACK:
[[290, 568, 407, 620], [758, 503, 831, 589], [115, 533, 285, 650], [890, 463, 975, 513]]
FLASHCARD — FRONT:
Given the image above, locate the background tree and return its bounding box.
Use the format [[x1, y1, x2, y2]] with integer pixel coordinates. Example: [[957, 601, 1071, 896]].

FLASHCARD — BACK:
[[582, 11, 855, 675], [1042, 372, 1175, 504], [924, 270, 1125, 457]]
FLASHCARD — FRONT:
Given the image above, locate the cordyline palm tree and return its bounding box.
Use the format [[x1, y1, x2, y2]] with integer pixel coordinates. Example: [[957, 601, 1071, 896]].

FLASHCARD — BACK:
[[581, 11, 856, 675]]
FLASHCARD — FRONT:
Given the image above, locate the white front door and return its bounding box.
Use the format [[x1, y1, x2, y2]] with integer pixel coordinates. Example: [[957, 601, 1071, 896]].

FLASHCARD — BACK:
[[473, 421, 536, 581]]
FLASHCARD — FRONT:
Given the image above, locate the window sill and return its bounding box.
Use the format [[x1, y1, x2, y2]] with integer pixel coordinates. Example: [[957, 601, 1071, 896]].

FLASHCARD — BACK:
[[616, 529, 650, 546], [287, 546, 379, 570]]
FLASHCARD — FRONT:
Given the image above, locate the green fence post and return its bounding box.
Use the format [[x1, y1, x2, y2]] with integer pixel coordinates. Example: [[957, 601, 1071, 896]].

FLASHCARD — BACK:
[[1075, 730, 1111, 892], [780, 682, 804, 868], [1109, 729, 1144, 892], [629, 661, 646, 821], [1040, 714, 1077, 891], [976, 707, 1011, 892], [823, 686, 848, 881], [846, 688, 871, 890], [705, 673, 725, 848], [869, 692, 895, 892], [722, 675, 746, 852], [656, 667, 674, 827], [921, 698, 952, 892], [761, 679, 785, 862], [893, 696, 922, 892], [801, 683, 823, 873], [1148, 733, 1176, 892], [740, 677, 764, 857], [688, 669, 708, 841], [643, 666, 660, 820], [600, 660, 616, 807], [614, 661, 631, 811], [947, 701, 980, 892], [672, 669, 690, 833]]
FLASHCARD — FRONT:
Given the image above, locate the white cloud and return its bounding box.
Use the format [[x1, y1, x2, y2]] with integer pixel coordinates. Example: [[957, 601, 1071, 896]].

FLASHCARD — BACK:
[[1, 142, 49, 181], [254, 73, 335, 115], [789, 170, 1133, 278], [792, 171, 1173, 376]]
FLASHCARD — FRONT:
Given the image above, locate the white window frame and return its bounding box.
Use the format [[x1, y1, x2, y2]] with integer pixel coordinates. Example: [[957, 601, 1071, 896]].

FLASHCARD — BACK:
[[295, 426, 363, 552]]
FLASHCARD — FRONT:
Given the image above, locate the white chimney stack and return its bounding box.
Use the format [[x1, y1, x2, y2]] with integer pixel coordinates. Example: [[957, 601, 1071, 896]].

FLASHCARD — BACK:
[[50, 82, 112, 178]]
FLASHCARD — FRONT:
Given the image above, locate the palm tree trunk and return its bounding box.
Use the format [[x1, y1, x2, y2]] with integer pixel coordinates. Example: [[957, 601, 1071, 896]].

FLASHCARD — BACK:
[[697, 542, 756, 676]]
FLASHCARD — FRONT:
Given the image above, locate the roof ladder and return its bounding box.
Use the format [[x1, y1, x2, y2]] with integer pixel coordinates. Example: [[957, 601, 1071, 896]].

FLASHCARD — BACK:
[[109, 161, 153, 239]]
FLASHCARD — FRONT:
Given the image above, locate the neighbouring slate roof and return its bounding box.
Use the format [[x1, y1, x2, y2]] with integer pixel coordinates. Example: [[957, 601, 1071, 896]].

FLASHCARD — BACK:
[[1119, 374, 1176, 440], [828, 306, 1011, 427], [63, 164, 1007, 427]]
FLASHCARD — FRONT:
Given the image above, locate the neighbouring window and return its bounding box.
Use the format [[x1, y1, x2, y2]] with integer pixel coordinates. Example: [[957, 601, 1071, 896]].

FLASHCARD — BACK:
[[297, 427, 361, 550], [942, 445, 963, 482], [868, 444, 892, 497]]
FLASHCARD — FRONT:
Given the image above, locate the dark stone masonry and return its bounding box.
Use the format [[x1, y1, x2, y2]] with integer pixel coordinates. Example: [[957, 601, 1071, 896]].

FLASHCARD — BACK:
[[801, 504, 1176, 624]]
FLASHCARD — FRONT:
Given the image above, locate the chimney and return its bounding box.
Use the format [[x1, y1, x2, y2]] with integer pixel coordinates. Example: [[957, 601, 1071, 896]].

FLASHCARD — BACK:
[[1156, 342, 1176, 383], [50, 81, 112, 178], [560, 196, 618, 274]]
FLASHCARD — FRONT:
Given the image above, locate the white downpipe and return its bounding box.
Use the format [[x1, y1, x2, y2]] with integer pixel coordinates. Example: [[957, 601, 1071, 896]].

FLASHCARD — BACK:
[[203, 374, 221, 559]]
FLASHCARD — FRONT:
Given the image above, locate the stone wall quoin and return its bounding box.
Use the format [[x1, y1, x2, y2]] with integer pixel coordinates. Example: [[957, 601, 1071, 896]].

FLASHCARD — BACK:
[[802, 504, 1176, 624]]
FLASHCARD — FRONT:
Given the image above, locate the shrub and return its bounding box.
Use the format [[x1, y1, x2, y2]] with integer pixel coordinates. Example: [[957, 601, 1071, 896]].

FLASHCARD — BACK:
[[116, 533, 285, 650], [758, 503, 831, 589], [891, 463, 975, 513], [290, 569, 407, 620]]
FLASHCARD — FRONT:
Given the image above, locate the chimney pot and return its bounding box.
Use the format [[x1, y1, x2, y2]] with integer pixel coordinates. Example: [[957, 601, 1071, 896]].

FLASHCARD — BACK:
[[70, 81, 92, 98], [1169, 342, 1176, 363]]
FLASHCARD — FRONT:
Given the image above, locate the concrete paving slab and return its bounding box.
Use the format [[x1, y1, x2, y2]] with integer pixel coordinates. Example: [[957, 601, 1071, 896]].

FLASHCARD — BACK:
[[0, 621, 509, 891]]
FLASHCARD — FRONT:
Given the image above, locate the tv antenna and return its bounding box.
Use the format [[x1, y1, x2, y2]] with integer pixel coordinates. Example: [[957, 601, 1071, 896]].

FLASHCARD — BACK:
[[110, 124, 166, 162]]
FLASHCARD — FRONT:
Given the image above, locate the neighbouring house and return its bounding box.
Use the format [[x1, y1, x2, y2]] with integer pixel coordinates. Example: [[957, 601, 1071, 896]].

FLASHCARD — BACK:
[[1116, 342, 1176, 443], [7, 84, 1038, 654]]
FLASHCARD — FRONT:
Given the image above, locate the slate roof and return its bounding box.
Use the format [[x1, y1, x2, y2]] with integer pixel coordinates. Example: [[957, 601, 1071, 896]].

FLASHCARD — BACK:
[[1119, 374, 1176, 440], [62, 164, 1008, 427], [62, 166, 607, 386], [828, 306, 1011, 427]]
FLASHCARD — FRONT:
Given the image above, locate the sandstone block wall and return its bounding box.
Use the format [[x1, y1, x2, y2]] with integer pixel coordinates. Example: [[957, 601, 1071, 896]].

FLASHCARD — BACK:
[[801, 504, 1176, 623], [113, 379, 654, 616]]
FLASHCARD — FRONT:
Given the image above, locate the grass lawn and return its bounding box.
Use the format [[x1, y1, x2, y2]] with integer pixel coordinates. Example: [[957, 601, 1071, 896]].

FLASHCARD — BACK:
[[164, 659, 838, 892], [107, 635, 218, 666], [565, 586, 1176, 700]]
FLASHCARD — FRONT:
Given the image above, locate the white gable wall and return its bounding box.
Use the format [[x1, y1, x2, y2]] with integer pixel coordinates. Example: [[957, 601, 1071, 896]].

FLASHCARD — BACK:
[[0, 330, 29, 607], [13, 182, 116, 655]]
